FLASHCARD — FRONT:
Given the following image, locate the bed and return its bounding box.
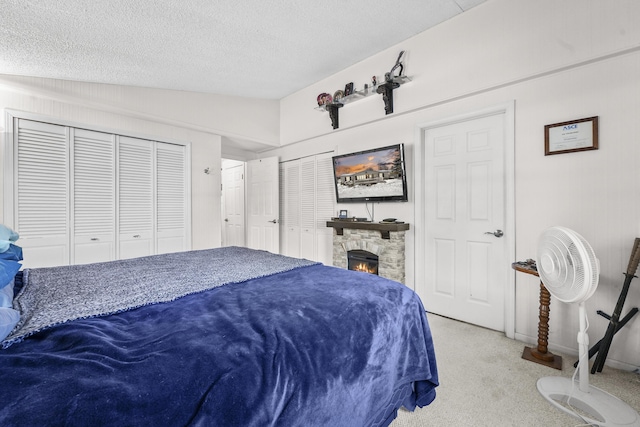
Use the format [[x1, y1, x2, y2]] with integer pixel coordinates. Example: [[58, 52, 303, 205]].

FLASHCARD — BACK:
[[0, 246, 438, 426]]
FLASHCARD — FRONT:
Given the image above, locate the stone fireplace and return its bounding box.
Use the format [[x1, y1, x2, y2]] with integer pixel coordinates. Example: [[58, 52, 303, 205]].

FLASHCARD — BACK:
[[327, 221, 408, 283]]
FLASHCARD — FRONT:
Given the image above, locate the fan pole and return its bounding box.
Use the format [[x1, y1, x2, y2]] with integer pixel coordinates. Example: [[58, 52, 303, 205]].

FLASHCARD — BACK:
[[577, 303, 590, 392]]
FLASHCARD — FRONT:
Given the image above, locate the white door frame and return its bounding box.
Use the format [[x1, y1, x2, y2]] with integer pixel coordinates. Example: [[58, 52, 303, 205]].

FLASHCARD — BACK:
[[414, 101, 516, 338]]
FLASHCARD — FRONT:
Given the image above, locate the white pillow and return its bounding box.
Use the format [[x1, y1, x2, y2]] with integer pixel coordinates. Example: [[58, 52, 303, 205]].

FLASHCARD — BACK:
[[0, 279, 14, 308], [0, 307, 19, 341]]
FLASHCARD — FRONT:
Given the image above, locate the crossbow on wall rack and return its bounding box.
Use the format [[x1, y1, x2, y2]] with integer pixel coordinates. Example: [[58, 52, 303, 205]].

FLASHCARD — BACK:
[[316, 51, 410, 130]]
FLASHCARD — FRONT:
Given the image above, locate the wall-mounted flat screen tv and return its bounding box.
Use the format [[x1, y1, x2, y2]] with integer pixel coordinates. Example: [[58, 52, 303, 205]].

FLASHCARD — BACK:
[[332, 144, 408, 203]]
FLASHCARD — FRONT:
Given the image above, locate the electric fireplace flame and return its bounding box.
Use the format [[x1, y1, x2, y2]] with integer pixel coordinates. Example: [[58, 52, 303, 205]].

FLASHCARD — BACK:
[[354, 262, 376, 274], [347, 250, 379, 275]]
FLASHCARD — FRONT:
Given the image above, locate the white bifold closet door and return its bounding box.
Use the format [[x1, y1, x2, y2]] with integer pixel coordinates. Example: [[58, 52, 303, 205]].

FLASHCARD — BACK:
[[72, 128, 116, 265], [299, 156, 317, 261], [15, 119, 70, 267], [117, 136, 154, 260], [279, 152, 334, 265], [118, 137, 188, 259], [313, 153, 335, 266], [156, 142, 187, 254], [280, 160, 300, 258], [12, 118, 189, 268]]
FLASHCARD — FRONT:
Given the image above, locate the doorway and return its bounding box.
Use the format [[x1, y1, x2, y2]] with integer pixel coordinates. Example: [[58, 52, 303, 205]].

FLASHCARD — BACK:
[[414, 103, 515, 337], [221, 159, 246, 247]]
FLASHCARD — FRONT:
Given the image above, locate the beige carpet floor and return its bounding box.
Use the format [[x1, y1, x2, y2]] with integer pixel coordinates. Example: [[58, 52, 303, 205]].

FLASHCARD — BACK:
[[391, 314, 640, 427]]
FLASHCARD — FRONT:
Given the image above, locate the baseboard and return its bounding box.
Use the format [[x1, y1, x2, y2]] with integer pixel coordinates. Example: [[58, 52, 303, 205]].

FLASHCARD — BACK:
[[514, 332, 640, 373]]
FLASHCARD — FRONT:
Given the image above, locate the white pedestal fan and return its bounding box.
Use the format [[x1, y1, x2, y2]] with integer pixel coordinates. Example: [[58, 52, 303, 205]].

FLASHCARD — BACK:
[[535, 226, 640, 427]]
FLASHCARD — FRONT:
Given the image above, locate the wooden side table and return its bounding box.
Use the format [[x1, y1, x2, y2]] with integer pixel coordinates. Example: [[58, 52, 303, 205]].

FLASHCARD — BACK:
[[512, 261, 562, 370]]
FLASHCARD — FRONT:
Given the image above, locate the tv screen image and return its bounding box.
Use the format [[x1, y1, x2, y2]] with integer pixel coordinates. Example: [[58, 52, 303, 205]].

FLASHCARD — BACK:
[[332, 144, 408, 203]]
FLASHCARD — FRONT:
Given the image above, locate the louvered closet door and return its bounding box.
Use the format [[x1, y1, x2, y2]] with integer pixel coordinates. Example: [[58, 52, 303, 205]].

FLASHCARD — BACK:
[[314, 153, 335, 265], [281, 160, 301, 257], [72, 129, 116, 265], [14, 119, 69, 267], [278, 163, 285, 252], [156, 143, 187, 254], [299, 157, 316, 260], [118, 136, 154, 259]]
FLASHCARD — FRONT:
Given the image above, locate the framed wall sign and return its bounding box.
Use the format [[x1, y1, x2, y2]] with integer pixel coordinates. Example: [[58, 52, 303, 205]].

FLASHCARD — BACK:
[[544, 116, 598, 155]]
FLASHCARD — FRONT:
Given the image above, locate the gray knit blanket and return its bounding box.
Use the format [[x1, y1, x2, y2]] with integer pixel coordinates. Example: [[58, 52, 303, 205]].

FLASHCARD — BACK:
[[5, 247, 317, 347]]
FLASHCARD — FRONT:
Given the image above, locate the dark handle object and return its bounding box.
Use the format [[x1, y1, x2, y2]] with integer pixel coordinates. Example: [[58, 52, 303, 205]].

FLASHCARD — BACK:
[[575, 307, 639, 368], [591, 237, 640, 373], [627, 238, 640, 275]]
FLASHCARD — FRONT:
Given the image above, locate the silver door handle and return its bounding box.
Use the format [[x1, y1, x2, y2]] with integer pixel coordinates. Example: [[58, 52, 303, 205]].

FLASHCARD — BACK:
[[268, 219, 278, 224], [485, 229, 503, 238]]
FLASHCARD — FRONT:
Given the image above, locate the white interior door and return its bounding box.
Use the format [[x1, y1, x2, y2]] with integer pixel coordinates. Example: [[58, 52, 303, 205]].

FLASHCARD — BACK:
[[221, 161, 245, 247], [246, 157, 279, 253], [417, 111, 511, 332]]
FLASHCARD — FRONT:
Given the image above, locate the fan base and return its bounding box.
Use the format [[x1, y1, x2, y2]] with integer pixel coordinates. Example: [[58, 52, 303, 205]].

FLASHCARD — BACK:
[[537, 377, 640, 426]]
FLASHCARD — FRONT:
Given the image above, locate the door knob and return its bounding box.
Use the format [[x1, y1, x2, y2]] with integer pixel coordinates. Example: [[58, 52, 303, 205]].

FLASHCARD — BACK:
[[485, 229, 503, 238], [224, 218, 229, 222], [268, 219, 278, 224]]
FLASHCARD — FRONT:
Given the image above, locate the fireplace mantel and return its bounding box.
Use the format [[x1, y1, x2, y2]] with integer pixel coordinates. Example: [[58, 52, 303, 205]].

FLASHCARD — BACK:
[[326, 220, 410, 239]]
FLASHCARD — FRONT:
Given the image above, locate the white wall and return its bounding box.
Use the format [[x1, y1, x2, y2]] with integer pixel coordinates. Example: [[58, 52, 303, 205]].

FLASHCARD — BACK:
[[268, 0, 640, 370], [0, 75, 277, 250]]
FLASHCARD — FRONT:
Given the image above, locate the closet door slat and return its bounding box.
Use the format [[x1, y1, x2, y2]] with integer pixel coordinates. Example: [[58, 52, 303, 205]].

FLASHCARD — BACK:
[[16, 120, 68, 238], [156, 143, 186, 232], [315, 154, 335, 230], [118, 137, 154, 235], [300, 157, 316, 230], [73, 129, 115, 236]]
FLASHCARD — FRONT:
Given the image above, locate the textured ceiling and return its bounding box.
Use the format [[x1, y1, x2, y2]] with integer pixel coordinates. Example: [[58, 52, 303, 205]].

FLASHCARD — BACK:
[[1, 0, 487, 100]]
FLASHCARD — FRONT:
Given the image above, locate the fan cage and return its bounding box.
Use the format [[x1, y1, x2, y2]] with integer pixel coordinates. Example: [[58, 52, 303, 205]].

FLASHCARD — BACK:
[[536, 226, 599, 303]]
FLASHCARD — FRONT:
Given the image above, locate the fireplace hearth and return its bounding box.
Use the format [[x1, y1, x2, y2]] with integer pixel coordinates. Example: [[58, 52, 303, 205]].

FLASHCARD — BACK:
[[347, 250, 379, 275]]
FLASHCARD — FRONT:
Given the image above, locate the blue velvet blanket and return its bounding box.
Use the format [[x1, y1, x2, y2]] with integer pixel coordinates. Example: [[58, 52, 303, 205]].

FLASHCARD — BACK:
[[0, 249, 438, 426], [5, 247, 317, 347]]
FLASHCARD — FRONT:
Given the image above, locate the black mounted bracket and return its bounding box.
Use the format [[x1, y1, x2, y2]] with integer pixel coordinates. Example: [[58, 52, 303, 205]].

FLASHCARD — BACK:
[[376, 75, 400, 115], [376, 51, 405, 115], [326, 102, 343, 129]]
